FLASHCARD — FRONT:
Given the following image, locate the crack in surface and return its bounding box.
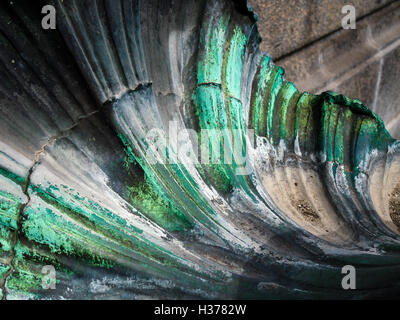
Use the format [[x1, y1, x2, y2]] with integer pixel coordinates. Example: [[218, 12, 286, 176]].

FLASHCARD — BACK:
[[1, 164, 34, 300], [103, 82, 153, 105], [0, 84, 155, 298], [0, 108, 102, 300]]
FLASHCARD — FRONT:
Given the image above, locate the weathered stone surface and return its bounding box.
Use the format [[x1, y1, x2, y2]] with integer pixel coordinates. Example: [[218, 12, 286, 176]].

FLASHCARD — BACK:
[[334, 61, 379, 108], [248, 0, 394, 59], [0, 0, 400, 300], [378, 47, 400, 138]]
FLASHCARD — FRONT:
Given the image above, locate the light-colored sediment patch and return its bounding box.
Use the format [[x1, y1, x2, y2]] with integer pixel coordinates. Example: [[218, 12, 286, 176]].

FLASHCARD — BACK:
[[370, 160, 400, 233], [261, 166, 353, 244]]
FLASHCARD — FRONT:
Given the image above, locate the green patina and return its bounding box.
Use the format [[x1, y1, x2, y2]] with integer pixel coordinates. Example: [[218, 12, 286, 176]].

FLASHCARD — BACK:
[[0, 163, 208, 299], [127, 177, 192, 232], [194, 85, 234, 193], [22, 204, 115, 268], [117, 131, 210, 229], [0, 167, 25, 187], [194, 23, 253, 195], [4, 241, 73, 297], [0, 178, 22, 257], [276, 82, 299, 144], [224, 26, 247, 99], [251, 55, 272, 136], [197, 16, 230, 85], [31, 185, 187, 266], [266, 66, 284, 138]]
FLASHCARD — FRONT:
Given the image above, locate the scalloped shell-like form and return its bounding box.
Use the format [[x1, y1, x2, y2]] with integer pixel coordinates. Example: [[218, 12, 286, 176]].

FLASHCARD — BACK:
[[0, 0, 399, 299]]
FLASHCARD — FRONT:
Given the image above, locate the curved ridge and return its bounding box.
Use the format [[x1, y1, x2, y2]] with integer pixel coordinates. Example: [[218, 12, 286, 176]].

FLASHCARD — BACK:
[[0, 0, 399, 299]]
